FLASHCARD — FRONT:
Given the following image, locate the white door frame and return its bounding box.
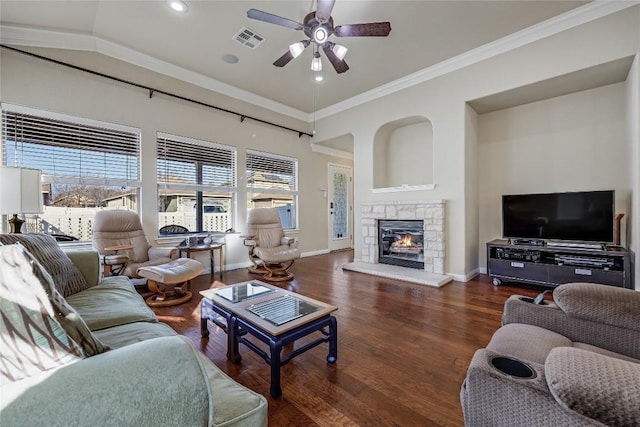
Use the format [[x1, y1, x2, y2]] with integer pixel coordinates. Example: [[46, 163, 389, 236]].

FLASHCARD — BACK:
[[327, 163, 353, 252]]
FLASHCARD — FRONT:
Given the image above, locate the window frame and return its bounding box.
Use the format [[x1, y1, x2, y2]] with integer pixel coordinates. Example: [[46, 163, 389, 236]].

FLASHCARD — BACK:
[[1, 103, 141, 240], [246, 149, 299, 230], [157, 132, 237, 235]]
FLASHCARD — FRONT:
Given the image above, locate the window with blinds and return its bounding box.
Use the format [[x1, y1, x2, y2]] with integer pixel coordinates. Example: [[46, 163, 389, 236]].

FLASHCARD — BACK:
[[157, 133, 236, 234], [2, 107, 140, 187], [0, 104, 141, 241], [246, 150, 298, 229]]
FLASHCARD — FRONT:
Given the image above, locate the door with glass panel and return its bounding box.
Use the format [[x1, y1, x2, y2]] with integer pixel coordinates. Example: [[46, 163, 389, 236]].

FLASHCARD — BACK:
[[328, 163, 352, 252]]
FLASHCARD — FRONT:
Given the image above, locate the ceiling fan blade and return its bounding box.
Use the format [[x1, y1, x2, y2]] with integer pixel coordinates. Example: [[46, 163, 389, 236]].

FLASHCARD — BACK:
[[315, 0, 336, 23], [334, 22, 391, 37], [273, 50, 295, 67], [322, 43, 349, 74], [247, 9, 304, 30]]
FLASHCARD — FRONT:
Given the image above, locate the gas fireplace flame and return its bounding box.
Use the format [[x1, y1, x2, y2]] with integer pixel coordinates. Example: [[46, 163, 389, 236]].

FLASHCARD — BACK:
[[393, 234, 417, 248]]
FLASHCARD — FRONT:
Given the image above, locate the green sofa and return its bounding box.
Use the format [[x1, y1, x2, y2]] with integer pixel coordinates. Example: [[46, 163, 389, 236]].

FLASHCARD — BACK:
[[0, 234, 267, 427]]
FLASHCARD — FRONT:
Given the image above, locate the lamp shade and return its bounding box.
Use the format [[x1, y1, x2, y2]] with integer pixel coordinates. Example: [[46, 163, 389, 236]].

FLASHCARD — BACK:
[[311, 53, 322, 72], [332, 44, 348, 61], [289, 42, 305, 58], [0, 167, 44, 215]]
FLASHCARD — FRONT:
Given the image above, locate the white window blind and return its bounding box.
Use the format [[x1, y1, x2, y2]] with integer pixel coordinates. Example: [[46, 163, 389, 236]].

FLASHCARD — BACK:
[[157, 133, 236, 191], [246, 150, 297, 194], [1, 106, 140, 186]]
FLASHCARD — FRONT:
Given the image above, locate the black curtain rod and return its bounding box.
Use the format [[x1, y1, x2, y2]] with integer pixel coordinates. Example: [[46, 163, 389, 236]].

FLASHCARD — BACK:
[[1, 44, 313, 138]]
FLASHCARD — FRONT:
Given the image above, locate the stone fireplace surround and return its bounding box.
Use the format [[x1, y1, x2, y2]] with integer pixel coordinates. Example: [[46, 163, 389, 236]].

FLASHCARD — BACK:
[[343, 200, 452, 287]]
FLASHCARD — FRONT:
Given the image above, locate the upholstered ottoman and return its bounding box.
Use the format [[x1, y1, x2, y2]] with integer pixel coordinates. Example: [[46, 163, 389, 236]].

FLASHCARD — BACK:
[[137, 258, 204, 307]]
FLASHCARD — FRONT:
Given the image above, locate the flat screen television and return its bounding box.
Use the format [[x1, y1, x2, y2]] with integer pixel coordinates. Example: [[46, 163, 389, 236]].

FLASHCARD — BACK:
[[502, 190, 615, 244]]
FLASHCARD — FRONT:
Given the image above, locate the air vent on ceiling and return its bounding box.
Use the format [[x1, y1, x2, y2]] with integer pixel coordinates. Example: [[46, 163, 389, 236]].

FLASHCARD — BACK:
[[233, 27, 265, 49]]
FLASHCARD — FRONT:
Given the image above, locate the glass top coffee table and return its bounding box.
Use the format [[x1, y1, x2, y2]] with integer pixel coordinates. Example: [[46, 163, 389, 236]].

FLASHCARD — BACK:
[[200, 280, 338, 398]]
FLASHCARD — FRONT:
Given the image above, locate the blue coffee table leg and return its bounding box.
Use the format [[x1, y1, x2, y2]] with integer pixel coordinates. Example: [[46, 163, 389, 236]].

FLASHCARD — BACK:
[[327, 316, 338, 363], [269, 339, 284, 398], [228, 316, 242, 364], [200, 303, 209, 338]]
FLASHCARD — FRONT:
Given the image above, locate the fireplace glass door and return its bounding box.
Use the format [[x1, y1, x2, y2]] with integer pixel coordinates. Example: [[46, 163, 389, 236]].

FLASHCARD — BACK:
[[378, 220, 425, 269]]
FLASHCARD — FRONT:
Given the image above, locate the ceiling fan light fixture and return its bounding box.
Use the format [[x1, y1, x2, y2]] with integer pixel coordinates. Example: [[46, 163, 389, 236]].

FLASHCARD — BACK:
[[332, 44, 348, 60], [313, 26, 328, 44], [289, 42, 305, 58], [167, 0, 188, 13], [311, 53, 322, 71]]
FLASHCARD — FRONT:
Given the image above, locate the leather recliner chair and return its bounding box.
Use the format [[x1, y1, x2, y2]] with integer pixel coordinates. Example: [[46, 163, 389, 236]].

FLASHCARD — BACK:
[[92, 210, 177, 278], [242, 208, 300, 282]]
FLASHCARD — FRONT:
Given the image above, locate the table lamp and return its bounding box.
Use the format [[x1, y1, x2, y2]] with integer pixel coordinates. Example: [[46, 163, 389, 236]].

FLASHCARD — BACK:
[[0, 166, 44, 233]]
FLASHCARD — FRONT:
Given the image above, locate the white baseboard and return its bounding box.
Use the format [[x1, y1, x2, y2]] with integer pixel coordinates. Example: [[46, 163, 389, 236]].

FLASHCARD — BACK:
[[301, 249, 330, 257], [449, 268, 480, 282]]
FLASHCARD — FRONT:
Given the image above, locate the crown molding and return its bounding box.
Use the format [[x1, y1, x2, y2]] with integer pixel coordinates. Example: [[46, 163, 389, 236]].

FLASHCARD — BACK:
[[0, 25, 309, 122], [310, 143, 353, 160], [311, 0, 639, 121], [1, 1, 636, 124]]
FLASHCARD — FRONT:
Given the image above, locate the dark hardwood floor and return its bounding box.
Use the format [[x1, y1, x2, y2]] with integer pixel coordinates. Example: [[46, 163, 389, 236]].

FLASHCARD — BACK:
[[151, 251, 541, 427]]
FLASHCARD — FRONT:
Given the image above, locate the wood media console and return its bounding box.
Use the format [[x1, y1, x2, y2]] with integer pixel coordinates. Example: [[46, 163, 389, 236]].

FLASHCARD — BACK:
[[487, 239, 632, 289]]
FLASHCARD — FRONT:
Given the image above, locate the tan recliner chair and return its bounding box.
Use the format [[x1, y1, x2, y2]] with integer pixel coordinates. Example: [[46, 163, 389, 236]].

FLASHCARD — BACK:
[[92, 210, 203, 307], [243, 208, 300, 282], [93, 210, 177, 278]]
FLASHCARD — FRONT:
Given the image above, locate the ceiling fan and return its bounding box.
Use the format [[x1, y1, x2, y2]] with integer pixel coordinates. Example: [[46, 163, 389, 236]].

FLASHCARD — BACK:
[[247, 0, 391, 74]]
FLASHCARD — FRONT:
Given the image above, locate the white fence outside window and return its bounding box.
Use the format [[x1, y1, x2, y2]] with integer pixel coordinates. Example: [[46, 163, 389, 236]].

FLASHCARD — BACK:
[[23, 207, 230, 241]]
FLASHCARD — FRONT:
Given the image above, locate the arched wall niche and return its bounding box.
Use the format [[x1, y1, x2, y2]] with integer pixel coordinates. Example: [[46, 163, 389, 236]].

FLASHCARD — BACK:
[[373, 116, 434, 190]]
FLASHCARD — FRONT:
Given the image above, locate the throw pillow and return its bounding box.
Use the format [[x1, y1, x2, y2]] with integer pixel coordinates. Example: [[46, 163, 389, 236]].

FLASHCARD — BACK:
[[546, 346, 640, 426], [0, 244, 83, 385], [0, 233, 89, 297], [18, 243, 110, 357]]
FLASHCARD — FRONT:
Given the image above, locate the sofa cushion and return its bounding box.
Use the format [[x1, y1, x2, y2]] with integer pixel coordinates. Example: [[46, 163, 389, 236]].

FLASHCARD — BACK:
[[194, 351, 268, 426], [0, 244, 83, 385], [546, 346, 640, 426], [0, 233, 89, 297], [486, 323, 573, 365], [65, 276, 157, 330], [93, 321, 176, 349], [21, 246, 110, 357], [1, 336, 214, 426]]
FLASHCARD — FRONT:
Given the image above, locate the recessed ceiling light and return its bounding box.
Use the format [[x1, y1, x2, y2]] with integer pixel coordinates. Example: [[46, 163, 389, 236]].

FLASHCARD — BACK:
[[222, 54, 239, 64], [314, 73, 324, 82], [168, 0, 188, 13]]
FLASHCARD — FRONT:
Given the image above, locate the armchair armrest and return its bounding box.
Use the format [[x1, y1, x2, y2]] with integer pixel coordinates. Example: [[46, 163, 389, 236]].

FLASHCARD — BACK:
[[545, 347, 640, 426], [149, 246, 177, 260], [503, 294, 640, 360], [281, 236, 296, 247], [64, 250, 101, 287], [461, 349, 581, 425], [0, 336, 212, 427]]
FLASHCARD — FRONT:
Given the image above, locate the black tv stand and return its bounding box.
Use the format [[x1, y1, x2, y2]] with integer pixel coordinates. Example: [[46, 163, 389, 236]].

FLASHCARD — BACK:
[[487, 239, 632, 289]]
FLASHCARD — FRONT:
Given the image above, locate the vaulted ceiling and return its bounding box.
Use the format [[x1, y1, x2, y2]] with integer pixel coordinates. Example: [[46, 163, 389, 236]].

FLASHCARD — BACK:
[[0, 1, 598, 117]]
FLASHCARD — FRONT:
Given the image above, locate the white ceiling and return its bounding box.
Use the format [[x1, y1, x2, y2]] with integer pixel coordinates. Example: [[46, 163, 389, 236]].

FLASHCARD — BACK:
[[0, 0, 618, 117]]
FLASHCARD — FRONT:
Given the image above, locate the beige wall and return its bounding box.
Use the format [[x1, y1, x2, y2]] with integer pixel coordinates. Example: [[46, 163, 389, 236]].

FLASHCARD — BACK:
[[0, 48, 352, 270], [387, 121, 434, 187], [313, 7, 639, 280], [477, 82, 630, 267], [626, 54, 640, 286]]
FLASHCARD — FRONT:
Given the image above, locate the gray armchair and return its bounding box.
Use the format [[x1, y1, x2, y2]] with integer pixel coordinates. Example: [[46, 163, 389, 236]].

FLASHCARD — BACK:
[[461, 282, 640, 426]]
